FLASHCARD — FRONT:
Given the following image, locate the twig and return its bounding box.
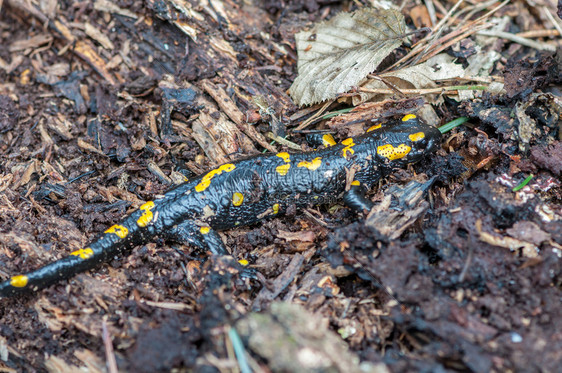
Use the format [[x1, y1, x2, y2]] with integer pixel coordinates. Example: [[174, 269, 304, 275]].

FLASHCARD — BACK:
[[367, 75, 407, 97], [142, 300, 193, 311], [418, 23, 493, 64], [477, 30, 557, 52], [302, 208, 330, 228], [319, 107, 353, 120], [471, 0, 510, 24], [389, 0, 509, 70], [458, 242, 474, 283], [432, 0, 448, 18], [542, 6, 562, 40], [429, 0, 465, 39], [357, 85, 488, 96], [424, 0, 437, 27], [408, 0, 465, 66], [455, 0, 501, 27], [436, 75, 504, 84], [516, 29, 560, 38], [294, 100, 333, 131], [102, 319, 118, 373]]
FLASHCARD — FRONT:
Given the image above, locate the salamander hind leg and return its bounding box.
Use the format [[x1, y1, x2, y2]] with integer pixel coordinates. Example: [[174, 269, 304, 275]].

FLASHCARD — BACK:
[[165, 220, 228, 256], [343, 184, 374, 214], [165, 221, 257, 279]]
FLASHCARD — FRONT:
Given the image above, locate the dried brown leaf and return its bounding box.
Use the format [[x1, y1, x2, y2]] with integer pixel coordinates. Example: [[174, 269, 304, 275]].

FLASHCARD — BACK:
[[354, 54, 465, 104], [290, 8, 406, 106]]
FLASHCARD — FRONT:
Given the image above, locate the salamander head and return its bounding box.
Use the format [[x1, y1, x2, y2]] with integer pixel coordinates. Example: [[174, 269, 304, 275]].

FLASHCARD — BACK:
[[372, 115, 441, 166]]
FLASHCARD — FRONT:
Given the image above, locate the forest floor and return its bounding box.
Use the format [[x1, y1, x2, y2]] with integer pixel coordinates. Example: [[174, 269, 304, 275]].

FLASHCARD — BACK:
[[0, 0, 561, 372]]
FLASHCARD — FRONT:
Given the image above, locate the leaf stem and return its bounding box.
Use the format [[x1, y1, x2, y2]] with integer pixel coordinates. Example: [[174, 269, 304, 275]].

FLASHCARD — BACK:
[[321, 107, 354, 120], [512, 174, 534, 192], [438, 117, 469, 133], [358, 85, 488, 95], [266, 132, 302, 150]]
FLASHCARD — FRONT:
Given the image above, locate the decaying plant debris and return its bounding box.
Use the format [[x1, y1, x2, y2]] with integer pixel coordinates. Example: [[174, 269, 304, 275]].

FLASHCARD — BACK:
[[289, 7, 407, 106], [1, 0, 561, 372]]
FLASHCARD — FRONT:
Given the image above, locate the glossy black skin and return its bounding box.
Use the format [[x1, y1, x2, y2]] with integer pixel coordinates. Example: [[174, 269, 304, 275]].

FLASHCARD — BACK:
[[0, 117, 441, 297]]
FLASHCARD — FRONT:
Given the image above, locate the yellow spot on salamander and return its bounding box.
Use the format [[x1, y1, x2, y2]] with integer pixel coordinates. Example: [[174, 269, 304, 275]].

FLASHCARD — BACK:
[[367, 124, 382, 132], [276, 164, 290, 176], [232, 192, 244, 206], [276, 152, 291, 176], [137, 201, 156, 227], [272, 203, 279, 214], [195, 164, 236, 192], [10, 275, 28, 288], [377, 144, 412, 160], [322, 134, 337, 147], [276, 152, 290, 162], [238, 259, 249, 266], [200, 226, 210, 235], [20, 69, 31, 85], [341, 138, 355, 159], [402, 114, 417, 122], [408, 132, 426, 142], [105, 225, 129, 239], [70, 248, 94, 260], [351, 180, 360, 186], [297, 157, 322, 170]]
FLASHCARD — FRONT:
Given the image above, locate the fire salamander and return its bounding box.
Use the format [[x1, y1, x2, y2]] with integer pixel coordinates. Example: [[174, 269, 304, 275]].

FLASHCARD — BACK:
[[0, 114, 441, 298]]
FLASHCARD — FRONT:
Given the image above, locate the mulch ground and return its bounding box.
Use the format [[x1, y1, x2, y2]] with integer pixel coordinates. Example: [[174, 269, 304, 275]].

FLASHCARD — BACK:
[[1, 1, 561, 372]]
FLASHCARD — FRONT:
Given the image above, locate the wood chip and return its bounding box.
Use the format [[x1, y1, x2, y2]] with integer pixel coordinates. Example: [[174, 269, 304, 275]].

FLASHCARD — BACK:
[[366, 179, 434, 240], [327, 97, 425, 133], [47, 114, 74, 140], [252, 254, 304, 310], [93, 0, 138, 19], [476, 219, 538, 258], [9, 34, 53, 52], [11, 159, 39, 189], [142, 300, 193, 311], [0, 54, 24, 73], [200, 79, 276, 153], [44, 355, 84, 373], [77, 138, 107, 156], [277, 229, 316, 242], [85, 22, 114, 50], [74, 349, 106, 373]]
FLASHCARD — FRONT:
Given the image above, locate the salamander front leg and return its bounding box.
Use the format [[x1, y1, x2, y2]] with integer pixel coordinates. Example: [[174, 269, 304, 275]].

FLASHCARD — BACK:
[[165, 221, 228, 256], [343, 184, 373, 214]]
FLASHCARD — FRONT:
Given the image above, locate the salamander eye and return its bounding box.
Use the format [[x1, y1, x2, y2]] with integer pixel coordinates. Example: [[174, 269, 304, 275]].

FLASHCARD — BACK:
[[416, 137, 428, 147]]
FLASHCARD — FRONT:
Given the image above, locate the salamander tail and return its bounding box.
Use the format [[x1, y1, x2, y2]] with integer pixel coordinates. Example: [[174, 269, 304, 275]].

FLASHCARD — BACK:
[[0, 220, 139, 298]]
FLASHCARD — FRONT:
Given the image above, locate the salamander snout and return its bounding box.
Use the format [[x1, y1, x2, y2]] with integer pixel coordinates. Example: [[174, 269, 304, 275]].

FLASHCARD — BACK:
[[406, 125, 441, 162], [422, 126, 442, 154]]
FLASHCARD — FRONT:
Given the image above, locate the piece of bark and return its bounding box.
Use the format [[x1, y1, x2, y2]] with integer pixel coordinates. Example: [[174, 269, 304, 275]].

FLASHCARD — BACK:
[[7, 0, 118, 85], [200, 79, 277, 153], [252, 254, 304, 311], [327, 97, 425, 136], [366, 178, 435, 240]]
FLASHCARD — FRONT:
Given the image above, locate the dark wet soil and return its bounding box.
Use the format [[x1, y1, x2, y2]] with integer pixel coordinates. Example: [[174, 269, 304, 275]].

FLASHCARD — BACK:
[[0, 1, 561, 372]]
